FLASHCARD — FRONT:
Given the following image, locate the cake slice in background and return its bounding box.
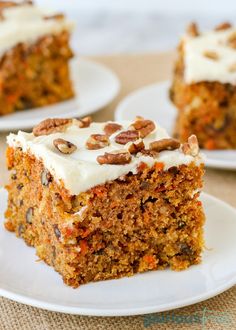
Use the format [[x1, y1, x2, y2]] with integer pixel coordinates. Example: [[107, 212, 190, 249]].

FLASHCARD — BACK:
[[5, 116, 205, 287], [0, 1, 74, 115], [170, 22, 236, 149]]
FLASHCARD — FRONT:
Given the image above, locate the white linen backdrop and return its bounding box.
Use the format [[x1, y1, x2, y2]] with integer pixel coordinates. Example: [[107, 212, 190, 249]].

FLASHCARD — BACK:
[[35, 0, 236, 55]]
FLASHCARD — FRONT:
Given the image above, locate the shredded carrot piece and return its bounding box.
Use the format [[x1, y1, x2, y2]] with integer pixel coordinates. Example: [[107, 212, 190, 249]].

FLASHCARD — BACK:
[[155, 185, 166, 192], [143, 212, 150, 223], [79, 240, 88, 255], [110, 201, 119, 208], [65, 227, 74, 236], [155, 162, 164, 171], [92, 186, 107, 198], [6, 147, 14, 169], [81, 229, 90, 238], [6, 93, 18, 105], [143, 255, 157, 269], [204, 139, 216, 150], [137, 161, 148, 172], [143, 255, 155, 263]]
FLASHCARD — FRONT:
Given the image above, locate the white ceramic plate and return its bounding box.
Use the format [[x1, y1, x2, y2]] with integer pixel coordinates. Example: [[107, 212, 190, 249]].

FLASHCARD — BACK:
[[0, 58, 120, 132], [115, 81, 236, 170], [0, 188, 236, 316]]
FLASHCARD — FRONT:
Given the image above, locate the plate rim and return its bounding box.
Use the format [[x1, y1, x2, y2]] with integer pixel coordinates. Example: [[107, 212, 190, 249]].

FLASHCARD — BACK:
[[0, 57, 120, 132], [115, 81, 170, 122], [115, 80, 236, 171], [0, 188, 235, 316]]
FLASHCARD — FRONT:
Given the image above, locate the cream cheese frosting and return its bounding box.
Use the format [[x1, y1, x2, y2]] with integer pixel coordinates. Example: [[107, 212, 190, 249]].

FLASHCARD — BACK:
[[0, 4, 73, 55], [7, 120, 202, 195], [184, 27, 236, 84]]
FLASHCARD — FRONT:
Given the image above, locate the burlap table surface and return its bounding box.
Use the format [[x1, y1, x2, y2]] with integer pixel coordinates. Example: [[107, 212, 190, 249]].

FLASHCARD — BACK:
[[0, 52, 235, 330]]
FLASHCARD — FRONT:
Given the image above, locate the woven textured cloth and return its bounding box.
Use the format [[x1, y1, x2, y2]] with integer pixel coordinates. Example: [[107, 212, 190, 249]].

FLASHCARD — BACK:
[[0, 286, 235, 329], [0, 52, 235, 330]]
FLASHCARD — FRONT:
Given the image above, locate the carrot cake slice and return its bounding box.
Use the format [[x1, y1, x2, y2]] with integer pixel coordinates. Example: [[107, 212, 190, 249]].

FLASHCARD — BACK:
[[5, 116, 205, 287], [170, 22, 236, 149], [0, 1, 74, 116]]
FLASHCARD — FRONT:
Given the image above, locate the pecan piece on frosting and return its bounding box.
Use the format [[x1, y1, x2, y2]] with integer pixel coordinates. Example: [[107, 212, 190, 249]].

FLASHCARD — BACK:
[[53, 138, 77, 154], [74, 116, 92, 128], [181, 135, 199, 157], [215, 22, 232, 31], [186, 22, 199, 37], [227, 32, 236, 49], [139, 149, 158, 158], [228, 62, 236, 72], [203, 51, 219, 61], [104, 122, 122, 136], [130, 118, 155, 138], [44, 13, 64, 20], [149, 138, 180, 152], [115, 130, 139, 145], [86, 134, 109, 150], [33, 118, 71, 136], [0, 1, 33, 19], [128, 140, 145, 154], [97, 150, 131, 165]]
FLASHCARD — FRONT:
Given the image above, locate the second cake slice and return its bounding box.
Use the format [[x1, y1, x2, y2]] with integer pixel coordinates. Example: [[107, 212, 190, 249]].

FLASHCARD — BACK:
[[170, 22, 236, 149]]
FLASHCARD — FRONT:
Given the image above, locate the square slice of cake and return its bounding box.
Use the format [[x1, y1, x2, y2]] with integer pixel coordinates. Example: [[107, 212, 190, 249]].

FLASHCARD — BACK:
[[170, 22, 236, 149], [0, 1, 74, 115], [5, 116, 205, 287]]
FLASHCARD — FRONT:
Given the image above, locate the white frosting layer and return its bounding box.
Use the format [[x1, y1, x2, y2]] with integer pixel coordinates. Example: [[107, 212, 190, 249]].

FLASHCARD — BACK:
[[7, 121, 202, 195], [0, 4, 73, 55], [184, 27, 236, 84]]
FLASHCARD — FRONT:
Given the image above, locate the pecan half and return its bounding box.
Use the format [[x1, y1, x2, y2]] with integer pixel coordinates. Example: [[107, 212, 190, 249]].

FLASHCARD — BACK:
[[203, 51, 219, 61], [104, 122, 122, 136], [186, 22, 199, 37], [215, 22, 232, 31], [53, 138, 77, 154], [188, 135, 199, 156], [97, 151, 131, 165], [130, 119, 155, 138], [115, 130, 139, 144], [26, 207, 34, 224], [128, 140, 145, 154], [228, 62, 236, 73], [0, 1, 22, 12], [149, 138, 180, 152], [181, 135, 199, 156], [228, 62, 236, 72], [33, 118, 71, 136], [86, 134, 109, 150], [44, 13, 64, 20], [227, 32, 236, 49], [74, 116, 92, 128]]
